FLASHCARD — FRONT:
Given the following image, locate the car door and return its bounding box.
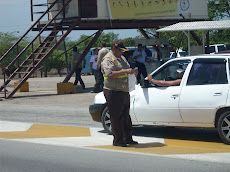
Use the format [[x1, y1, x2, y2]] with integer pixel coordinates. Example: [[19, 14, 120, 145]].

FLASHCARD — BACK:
[[133, 59, 190, 124], [179, 58, 229, 124]]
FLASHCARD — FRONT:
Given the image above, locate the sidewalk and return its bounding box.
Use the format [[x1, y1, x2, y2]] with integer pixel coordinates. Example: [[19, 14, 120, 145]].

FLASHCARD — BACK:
[[0, 75, 102, 129], [0, 75, 97, 104]]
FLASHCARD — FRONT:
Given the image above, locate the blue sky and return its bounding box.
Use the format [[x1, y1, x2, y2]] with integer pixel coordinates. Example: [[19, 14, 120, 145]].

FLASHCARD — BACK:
[[0, 0, 140, 40]]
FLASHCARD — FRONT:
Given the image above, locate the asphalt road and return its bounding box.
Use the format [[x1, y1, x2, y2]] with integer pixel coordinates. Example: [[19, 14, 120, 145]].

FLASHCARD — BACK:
[[1, 139, 230, 172], [1, 76, 230, 171]]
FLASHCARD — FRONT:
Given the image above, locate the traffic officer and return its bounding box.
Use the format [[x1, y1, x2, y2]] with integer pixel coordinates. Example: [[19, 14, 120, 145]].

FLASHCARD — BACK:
[[101, 40, 138, 147]]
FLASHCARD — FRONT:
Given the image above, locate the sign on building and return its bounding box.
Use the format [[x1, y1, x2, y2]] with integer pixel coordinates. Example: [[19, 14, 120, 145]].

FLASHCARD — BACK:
[[107, 0, 191, 19]]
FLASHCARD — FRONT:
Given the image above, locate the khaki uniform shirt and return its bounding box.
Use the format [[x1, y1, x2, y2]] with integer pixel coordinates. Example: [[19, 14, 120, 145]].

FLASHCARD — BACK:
[[101, 51, 130, 92]]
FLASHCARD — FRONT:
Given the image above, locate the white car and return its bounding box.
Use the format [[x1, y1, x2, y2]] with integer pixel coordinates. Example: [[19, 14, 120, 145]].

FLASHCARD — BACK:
[[89, 54, 230, 144]]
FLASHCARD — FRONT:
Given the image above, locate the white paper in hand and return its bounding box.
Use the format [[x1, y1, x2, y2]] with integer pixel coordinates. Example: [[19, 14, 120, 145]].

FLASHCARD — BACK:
[[128, 74, 136, 92]]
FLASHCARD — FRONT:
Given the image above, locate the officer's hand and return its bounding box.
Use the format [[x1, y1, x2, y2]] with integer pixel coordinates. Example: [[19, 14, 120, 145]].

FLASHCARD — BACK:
[[134, 67, 138, 76], [126, 68, 134, 74]]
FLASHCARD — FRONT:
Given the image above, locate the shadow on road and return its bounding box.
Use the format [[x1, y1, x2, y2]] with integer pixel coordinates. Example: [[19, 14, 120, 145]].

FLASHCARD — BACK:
[[132, 126, 222, 143]]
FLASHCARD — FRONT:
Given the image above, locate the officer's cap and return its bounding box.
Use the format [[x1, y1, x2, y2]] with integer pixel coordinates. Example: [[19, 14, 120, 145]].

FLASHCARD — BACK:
[[112, 40, 129, 52]]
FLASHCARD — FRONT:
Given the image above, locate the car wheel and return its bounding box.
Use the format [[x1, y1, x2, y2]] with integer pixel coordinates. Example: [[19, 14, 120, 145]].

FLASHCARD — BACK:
[[101, 106, 112, 135], [217, 111, 230, 145]]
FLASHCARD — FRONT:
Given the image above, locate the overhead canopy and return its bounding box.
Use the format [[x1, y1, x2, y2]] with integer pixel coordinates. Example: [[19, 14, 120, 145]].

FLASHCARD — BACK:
[[156, 20, 230, 32], [156, 20, 230, 56]]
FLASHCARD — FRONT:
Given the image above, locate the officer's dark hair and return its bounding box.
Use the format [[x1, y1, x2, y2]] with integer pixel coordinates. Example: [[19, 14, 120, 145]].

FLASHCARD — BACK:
[[138, 44, 142, 47], [101, 42, 106, 47]]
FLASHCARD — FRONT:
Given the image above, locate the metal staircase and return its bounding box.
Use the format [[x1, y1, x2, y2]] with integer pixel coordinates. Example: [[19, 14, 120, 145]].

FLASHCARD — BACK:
[[0, 0, 79, 98]]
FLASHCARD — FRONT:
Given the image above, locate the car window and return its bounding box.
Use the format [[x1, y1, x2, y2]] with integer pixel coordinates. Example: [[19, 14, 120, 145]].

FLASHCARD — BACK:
[[153, 60, 190, 81], [218, 45, 225, 52], [187, 60, 228, 85], [179, 51, 188, 57], [209, 46, 215, 53], [226, 44, 230, 50]]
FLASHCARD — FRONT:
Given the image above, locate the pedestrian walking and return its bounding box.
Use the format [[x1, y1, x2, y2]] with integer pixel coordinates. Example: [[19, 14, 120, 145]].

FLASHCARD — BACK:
[[71, 46, 86, 89]]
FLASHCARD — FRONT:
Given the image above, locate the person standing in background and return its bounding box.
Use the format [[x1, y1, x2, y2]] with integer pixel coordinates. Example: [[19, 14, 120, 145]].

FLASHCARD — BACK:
[[143, 46, 152, 62], [133, 44, 148, 84], [92, 42, 109, 93], [71, 46, 86, 89], [90, 48, 99, 82]]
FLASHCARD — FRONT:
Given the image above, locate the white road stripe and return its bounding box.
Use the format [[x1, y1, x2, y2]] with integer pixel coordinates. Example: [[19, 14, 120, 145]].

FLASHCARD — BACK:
[[0, 121, 32, 132]]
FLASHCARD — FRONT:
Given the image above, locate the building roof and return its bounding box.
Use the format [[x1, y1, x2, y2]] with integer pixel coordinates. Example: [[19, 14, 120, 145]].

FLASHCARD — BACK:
[[156, 20, 230, 32]]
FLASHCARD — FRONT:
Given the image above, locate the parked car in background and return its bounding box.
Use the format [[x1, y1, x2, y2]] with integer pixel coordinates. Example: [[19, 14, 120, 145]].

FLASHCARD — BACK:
[[170, 49, 188, 58], [217, 44, 230, 54], [89, 54, 230, 145], [225, 43, 230, 51], [162, 49, 188, 62], [217, 51, 230, 54], [206, 44, 226, 54]]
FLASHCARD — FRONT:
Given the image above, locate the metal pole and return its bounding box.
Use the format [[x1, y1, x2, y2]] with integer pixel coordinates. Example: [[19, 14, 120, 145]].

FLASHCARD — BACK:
[[3, 71, 6, 98], [188, 31, 191, 56], [62, 31, 69, 75], [30, 0, 33, 22], [206, 31, 210, 54], [139, 28, 150, 39], [202, 31, 205, 54]]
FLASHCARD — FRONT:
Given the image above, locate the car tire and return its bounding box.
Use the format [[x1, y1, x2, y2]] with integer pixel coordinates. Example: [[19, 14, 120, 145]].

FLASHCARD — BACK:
[[101, 106, 112, 135], [217, 111, 230, 145]]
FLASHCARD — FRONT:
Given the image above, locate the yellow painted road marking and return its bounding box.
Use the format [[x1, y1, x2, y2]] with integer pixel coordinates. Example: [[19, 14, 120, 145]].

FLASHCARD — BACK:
[[1, 124, 230, 155], [0, 124, 91, 139], [89, 139, 230, 155]]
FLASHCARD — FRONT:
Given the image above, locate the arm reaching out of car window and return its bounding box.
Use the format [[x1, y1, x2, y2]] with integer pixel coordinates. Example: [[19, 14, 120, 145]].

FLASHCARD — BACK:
[[147, 74, 182, 87]]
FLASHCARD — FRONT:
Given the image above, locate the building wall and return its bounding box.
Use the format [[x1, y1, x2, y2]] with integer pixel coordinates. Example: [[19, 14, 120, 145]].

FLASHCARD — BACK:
[[47, 0, 208, 21]]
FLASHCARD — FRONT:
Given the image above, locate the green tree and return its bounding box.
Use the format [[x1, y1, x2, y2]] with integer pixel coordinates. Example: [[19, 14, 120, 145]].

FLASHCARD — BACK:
[[75, 32, 119, 52], [96, 32, 119, 48], [0, 32, 31, 74], [208, 0, 230, 44], [123, 37, 136, 47], [48, 49, 66, 76], [208, 0, 230, 20]]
